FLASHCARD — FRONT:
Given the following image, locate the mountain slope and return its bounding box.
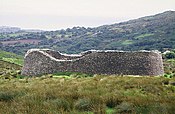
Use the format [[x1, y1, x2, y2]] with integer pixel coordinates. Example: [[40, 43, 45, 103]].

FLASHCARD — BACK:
[[0, 11, 175, 54], [93, 11, 175, 51]]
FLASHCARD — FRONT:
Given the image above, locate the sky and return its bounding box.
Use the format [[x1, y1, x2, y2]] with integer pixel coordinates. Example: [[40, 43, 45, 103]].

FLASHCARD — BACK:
[[0, 0, 175, 30]]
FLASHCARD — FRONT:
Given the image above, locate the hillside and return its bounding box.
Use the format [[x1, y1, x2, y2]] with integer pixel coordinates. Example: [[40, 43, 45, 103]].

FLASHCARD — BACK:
[[0, 60, 21, 79], [0, 11, 175, 54], [0, 50, 23, 65], [0, 26, 21, 33]]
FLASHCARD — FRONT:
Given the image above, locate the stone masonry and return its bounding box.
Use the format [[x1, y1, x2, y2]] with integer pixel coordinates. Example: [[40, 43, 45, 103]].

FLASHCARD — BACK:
[[21, 49, 164, 76]]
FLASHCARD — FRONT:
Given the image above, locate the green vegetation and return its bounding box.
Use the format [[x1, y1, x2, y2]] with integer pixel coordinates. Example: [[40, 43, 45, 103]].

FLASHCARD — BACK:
[[0, 50, 23, 65], [1, 11, 175, 54], [163, 50, 175, 78], [52, 72, 93, 78], [0, 75, 174, 113], [0, 60, 21, 79], [0, 51, 23, 79], [122, 40, 133, 45], [134, 33, 154, 39], [164, 50, 175, 59]]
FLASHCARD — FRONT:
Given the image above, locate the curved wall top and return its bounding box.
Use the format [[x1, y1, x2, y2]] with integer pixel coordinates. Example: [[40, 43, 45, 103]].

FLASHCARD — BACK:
[[21, 49, 164, 76]]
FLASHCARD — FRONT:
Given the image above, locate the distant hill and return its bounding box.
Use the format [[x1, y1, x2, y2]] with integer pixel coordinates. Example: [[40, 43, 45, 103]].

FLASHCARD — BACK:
[[0, 26, 44, 33], [0, 11, 175, 54], [0, 26, 21, 33]]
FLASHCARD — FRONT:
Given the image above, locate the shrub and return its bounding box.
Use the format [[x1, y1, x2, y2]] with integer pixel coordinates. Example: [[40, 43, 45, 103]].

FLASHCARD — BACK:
[[0, 91, 16, 102], [164, 73, 174, 78], [105, 95, 122, 108], [165, 52, 175, 59], [134, 103, 173, 114], [75, 98, 92, 111], [49, 98, 71, 111], [116, 102, 133, 113], [90, 97, 106, 113], [70, 73, 93, 78]]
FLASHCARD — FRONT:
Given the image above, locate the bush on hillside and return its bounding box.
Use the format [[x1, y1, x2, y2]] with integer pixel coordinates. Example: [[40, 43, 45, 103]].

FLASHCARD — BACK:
[[165, 52, 175, 59]]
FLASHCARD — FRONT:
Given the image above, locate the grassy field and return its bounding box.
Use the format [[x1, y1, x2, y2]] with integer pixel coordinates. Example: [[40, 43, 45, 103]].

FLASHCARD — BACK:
[[0, 50, 24, 66], [0, 75, 174, 113], [134, 33, 154, 39], [0, 60, 21, 79]]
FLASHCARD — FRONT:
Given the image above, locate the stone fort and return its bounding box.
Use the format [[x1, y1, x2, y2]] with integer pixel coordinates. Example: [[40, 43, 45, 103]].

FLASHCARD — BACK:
[[21, 49, 164, 76]]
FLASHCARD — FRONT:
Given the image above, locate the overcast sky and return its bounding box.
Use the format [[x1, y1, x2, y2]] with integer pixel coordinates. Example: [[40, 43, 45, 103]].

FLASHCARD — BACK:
[[0, 0, 175, 30]]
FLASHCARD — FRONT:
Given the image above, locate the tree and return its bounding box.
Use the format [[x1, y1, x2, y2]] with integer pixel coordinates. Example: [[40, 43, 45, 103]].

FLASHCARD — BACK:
[[165, 52, 175, 59], [40, 35, 47, 39], [0, 42, 3, 48]]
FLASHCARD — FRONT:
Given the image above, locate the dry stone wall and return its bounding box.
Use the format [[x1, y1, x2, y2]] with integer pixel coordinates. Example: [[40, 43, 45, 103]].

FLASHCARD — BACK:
[[21, 49, 164, 76]]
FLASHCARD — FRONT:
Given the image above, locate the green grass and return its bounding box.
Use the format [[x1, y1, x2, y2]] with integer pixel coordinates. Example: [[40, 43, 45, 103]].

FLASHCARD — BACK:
[[135, 33, 154, 39], [2, 58, 23, 66], [106, 108, 116, 113], [0, 75, 174, 113], [0, 50, 23, 65], [122, 40, 133, 45], [0, 60, 21, 79], [52, 72, 93, 78]]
